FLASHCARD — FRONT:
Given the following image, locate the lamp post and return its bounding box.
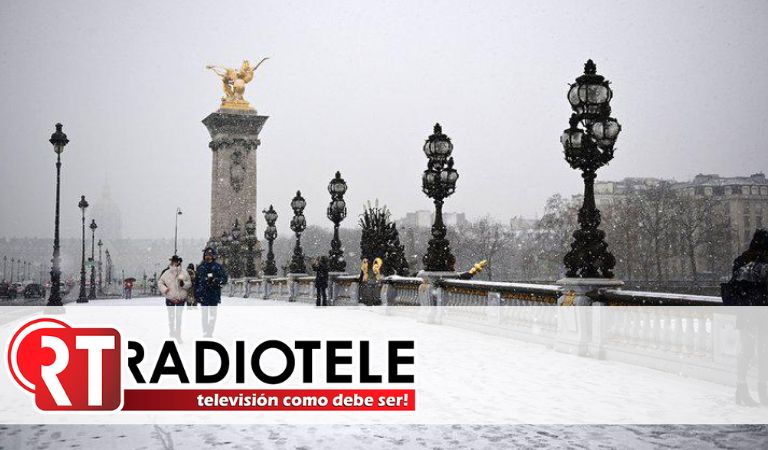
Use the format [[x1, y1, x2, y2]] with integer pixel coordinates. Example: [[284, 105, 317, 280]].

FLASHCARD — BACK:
[[244, 216, 258, 277], [77, 195, 89, 303], [97, 239, 103, 296], [262, 205, 278, 276], [47, 123, 69, 306], [218, 230, 232, 270], [174, 207, 182, 255], [9, 259, 14, 283], [88, 219, 97, 299], [421, 123, 459, 272], [2, 256, 6, 282], [229, 219, 243, 278], [327, 171, 348, 272], [105, 249, 112, 288], [560, 59, 621, 278], [289, 191, 307, 274]]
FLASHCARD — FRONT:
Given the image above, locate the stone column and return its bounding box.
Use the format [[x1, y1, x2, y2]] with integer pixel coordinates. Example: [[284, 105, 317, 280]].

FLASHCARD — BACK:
[[203, 109, 267, 271]]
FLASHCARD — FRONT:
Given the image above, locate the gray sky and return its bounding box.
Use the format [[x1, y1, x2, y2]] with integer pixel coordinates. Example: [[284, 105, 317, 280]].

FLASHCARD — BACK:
[[1, 0, 767, 240]]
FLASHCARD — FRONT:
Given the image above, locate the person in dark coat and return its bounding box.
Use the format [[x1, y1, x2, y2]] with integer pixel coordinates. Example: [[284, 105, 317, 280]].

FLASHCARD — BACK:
[[730, 229, 768, 406], [186, 263, 197, 307], [313, 256, 330, 306], [196, 247, 228, 337]]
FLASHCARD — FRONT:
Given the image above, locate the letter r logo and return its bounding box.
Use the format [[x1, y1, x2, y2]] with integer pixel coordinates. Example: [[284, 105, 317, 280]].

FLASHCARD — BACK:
[[7, 318, 121, 411]]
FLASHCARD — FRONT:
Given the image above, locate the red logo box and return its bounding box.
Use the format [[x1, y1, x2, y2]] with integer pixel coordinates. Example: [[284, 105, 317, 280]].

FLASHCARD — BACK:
[[8, 318, 121, 411]]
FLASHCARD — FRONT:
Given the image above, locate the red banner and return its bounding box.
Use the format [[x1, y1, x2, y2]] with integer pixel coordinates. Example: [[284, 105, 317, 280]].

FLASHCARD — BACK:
[[123, 389, 415, 411]]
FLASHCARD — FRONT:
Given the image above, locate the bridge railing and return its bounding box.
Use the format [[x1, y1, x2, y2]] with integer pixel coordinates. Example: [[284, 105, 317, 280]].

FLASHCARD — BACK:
[[225, 275, 722, 306], [221, 275, 753, 386]]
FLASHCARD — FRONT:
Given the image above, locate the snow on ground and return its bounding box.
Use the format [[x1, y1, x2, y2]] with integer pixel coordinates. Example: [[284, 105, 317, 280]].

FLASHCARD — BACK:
[[1, 297, 767, 448], [1, 424, 766, 449], [3, 296, 766, 424]]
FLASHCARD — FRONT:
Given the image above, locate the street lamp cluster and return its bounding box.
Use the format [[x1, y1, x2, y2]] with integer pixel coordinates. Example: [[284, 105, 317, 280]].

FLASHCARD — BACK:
[[289, 191, 307, 274], [421, 123, 459, 272], [217, 215, 260, 278], [560, 59, 621, 279], [327, 171, 348, 272], [262, 205, 278, 276], [268, 171, 349, 276]]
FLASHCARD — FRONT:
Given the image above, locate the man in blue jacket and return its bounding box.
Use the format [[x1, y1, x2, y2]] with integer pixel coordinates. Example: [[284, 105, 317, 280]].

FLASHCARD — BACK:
[[196, 247, 228, 337]]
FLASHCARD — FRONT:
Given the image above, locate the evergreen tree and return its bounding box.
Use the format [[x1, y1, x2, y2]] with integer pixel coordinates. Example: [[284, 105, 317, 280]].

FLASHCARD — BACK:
[[358, 202, 410, 277]]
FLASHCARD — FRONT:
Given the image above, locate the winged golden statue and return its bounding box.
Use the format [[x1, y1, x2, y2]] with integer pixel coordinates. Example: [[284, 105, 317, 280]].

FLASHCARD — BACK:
[[206, 58, 269, 110]]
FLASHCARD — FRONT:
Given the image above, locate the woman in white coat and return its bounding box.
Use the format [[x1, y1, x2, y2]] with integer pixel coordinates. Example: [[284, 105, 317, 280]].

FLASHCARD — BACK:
[[159, 255, 192, 341]]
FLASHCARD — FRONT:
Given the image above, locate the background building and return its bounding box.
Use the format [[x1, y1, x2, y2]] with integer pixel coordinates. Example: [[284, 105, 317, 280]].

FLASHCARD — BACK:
[[399, 210, 468, 229], [674, 173, 768, 250]]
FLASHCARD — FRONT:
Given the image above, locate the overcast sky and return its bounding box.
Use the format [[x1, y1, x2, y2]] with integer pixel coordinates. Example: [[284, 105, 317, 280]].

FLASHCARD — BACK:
[[1, 0, 767, 240]]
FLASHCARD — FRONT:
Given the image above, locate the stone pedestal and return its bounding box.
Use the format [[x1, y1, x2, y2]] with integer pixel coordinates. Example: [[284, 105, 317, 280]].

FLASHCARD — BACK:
[[287, 273, 306, 302], [203, 108, 267, 270], [555, 277, 624, 357], [417, 271, 458, 324], [328, 272, 345, 305], [262, 276, 275, 299]]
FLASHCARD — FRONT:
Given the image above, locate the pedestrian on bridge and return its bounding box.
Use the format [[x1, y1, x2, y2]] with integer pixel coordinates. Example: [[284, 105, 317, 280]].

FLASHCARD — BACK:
[[158, 255, 191, 342], [196, 247, 228, 338], [313, 256, 329, 306], [726, 228, 768, 406], [186, 263, 197, 307]]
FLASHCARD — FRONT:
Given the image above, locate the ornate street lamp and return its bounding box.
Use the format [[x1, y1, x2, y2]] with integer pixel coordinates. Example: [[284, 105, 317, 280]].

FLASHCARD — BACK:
[[262, 205, 278, 276], [289, 191, 307, 274], [174, 207, 182, 255], [105, 249, 112, 287], [10, 258, 14, 283], [244, 215, 258, 277], [88, 219, 98, 299], [218, 230, 231, 270], [97, 239, 103, 296], [47, 123, 69, 306], [561, 59, 621, 278], [421, 123, 459, 272], [229, 219, 243, 278], [77, 195, 89, 303], [327, 171, 348, 272]]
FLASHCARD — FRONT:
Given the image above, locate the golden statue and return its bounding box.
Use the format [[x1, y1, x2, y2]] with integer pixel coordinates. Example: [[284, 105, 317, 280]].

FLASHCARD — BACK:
[[206, 58, 269, 110], [372, 257, 384, 281], [359, 258, 369, 283]]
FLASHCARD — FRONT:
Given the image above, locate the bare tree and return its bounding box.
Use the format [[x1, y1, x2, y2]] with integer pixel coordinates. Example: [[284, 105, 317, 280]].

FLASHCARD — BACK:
[[636, 183, 677, 281], [671, 193, 731, 281], [458, 216, 510, 281]]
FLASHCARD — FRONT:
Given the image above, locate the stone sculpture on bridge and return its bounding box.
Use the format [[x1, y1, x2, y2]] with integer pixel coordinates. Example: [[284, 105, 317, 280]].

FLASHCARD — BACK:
[[206, 58, 269, 110]]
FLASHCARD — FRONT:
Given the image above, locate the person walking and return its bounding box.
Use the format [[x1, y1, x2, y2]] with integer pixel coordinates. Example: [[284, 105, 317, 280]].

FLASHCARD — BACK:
[[186, 263, 197, 307], [123, 278, 133, 299], [313, 256, 330, 306], [158, 255, 191, 341], [196, 247, 228, 338], [725, 229, 768, 406]]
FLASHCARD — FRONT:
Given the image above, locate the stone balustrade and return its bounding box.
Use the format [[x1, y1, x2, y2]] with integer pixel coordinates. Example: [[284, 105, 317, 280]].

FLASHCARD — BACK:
[[219, 275, 754, 387], [225, 275, 722, 307]]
